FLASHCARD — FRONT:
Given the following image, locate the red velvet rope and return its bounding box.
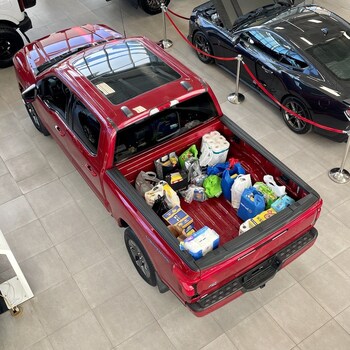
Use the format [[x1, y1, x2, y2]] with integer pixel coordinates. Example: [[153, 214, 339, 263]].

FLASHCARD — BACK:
[[167, 8, 191, 21], [165, 12, 237, 61], [165, 10, 346, 134]]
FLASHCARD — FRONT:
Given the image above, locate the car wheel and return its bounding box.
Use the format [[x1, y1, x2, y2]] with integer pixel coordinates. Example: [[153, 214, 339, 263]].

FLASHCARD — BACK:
[[193, 31, 214, 64], [124, 227, 157, 286], [25, 102, 50, 136], [140, 0, 170, 15], [0, 26, 24, 68], [282, 97, 312, 134]]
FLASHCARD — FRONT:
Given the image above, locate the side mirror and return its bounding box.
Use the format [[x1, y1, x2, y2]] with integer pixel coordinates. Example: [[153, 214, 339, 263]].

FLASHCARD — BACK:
[[232, 35, 240, 46], [21, 84, 37, 103]]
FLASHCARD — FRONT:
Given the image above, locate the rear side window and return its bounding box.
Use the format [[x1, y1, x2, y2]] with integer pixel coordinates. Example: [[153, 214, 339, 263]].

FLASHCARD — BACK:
[[71, 99, 101, 154], [115, 93, 217, 162], [245, 29, 308, 69]]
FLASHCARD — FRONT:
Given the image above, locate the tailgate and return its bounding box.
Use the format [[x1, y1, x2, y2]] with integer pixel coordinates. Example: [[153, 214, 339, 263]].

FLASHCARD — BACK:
[[194, 196, 321, 296]]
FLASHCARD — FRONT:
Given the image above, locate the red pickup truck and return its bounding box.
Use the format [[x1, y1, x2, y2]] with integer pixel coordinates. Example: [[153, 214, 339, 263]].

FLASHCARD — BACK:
[[14, 24, 322, 316]]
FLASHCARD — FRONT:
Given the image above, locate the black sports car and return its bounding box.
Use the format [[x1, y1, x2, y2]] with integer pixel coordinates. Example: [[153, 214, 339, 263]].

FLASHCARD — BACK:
[[107, 0, 170, 15], [188, 1, 350, 141]]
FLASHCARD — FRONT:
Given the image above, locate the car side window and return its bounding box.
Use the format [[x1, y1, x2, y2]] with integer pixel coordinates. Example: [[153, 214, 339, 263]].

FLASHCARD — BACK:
[[247, 30, 308, 69], [70, 98, 100, 154], [39, 76, 71, 119]]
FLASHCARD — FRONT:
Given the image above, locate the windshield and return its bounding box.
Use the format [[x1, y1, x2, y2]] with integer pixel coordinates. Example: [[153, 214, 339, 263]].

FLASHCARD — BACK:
[[306, 34, 350, 80], [233, 2, 290, 29], [74, 40, 181, 105], [115, 93, 217, 163]]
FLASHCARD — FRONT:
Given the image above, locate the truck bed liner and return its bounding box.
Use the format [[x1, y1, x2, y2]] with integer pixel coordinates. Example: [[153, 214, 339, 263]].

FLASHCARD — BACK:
[[181, 196, 241, 245]]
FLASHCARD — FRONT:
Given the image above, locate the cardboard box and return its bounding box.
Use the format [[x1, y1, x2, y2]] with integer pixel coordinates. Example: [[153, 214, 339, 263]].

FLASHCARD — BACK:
[[162, 205, 193, 229]]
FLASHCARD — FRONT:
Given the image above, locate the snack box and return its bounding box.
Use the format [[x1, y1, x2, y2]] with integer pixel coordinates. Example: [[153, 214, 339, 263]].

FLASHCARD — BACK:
[[181, 226, 219, 260], [162, 205, 193, 229], [239, 208, 277, 235], [249, 208, 277, 228], [165, 170, 188, 191]]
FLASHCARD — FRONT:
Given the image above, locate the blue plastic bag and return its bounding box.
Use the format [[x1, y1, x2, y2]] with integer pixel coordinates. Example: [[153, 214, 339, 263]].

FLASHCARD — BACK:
[[237, 187, 265, 221], [207, 161, 230, 176], [221, 163, 246, 201]]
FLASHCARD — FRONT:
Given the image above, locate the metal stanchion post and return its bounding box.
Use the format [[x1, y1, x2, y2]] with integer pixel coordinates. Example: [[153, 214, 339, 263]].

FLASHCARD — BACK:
[[228, 54, 245, 104], [329, 131, 350, 184], [161, 2, 173, 49]]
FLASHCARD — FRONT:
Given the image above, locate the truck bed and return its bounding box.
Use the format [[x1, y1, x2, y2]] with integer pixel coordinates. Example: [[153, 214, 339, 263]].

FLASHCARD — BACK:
[[117, 116, 316, 251], [181, 196, 241, 244]]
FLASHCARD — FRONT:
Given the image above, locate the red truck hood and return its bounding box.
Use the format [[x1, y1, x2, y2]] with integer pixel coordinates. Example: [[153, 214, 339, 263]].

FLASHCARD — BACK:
[[23, 24, 123, 74]]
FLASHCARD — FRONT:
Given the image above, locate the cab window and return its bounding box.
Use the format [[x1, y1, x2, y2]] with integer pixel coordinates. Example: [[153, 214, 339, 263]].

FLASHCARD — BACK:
[[39, 76, 71, 118], [115, 92, 217, 162], [70, 98, 101, 154]]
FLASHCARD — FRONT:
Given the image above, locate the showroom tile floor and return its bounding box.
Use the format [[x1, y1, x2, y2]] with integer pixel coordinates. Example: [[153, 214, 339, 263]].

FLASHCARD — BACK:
[[0, 0, 350, 349]]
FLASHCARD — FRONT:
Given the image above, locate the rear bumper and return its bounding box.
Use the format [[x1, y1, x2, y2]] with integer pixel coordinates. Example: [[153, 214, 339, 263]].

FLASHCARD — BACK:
[[187, 228, 318, 316], [18, 13, 32, 33]]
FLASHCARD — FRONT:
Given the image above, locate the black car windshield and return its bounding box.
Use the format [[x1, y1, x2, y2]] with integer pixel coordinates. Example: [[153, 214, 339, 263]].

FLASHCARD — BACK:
[[73, 40, 181, 105], [233, 2, 290, 30], [307, 33, 350, 80]]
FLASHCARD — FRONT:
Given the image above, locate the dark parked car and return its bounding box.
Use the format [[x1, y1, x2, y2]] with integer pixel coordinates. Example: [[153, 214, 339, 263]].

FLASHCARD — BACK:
[[189, 1, 350, 141], [106, 0, 170, 15]]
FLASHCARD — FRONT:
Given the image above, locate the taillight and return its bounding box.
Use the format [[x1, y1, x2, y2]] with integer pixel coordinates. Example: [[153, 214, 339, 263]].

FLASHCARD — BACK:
[[345, 108, 350, 121], [172, 265, 198, 298]]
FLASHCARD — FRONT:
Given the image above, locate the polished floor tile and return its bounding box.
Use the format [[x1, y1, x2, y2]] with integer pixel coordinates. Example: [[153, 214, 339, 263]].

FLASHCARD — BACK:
[[264, 284, 331, 343], [25, 180, 74, 218], [0, 302, 46, 350], [74, 256, 131, 308], [0, 195, 36, 233], [56, 227, 110, 274], [115, 322, 176, 350], [300, 261, 350, 317], [93, 288, 155, 347], [40, 201, 92, 245], [158, 307, 223, 350], [32, 278, 90, 335], [298, 320, 350, 350], [227, 308, 295, 350], [49, 311, 112, 350], [20, 247, 70, 294]]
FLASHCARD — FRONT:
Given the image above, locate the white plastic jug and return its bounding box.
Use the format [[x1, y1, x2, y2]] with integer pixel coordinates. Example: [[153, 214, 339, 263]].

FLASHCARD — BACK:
[[231, 174, 252, 209]]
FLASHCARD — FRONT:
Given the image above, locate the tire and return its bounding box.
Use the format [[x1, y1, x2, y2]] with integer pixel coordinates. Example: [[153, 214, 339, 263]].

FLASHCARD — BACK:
[[193, 31, 214, 64], [0, 26, 24, 68], [124, 227, 157, 286], [282, 96, 312, 134], [140, 0, 170, 15], [25, 102, 50, 136]]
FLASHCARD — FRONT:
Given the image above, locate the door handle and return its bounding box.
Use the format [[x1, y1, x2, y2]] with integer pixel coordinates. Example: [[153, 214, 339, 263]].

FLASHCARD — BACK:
[[85, 164, 97, 177], [54, 125, 65, 136], [261, 66, 273, 74]]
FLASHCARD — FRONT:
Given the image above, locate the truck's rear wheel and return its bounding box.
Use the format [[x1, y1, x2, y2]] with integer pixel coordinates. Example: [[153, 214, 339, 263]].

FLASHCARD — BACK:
[[124, 228, 157, 286], [0, 26, 24, 68]]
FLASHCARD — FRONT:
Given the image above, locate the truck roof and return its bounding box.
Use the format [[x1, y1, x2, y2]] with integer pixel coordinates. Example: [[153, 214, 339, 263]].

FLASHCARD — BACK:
[[22, 25, 209, 130]]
